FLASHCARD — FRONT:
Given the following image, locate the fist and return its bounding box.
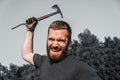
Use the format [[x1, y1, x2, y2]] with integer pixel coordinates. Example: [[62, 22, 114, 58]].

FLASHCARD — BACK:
[[26, 17, 38, 32]]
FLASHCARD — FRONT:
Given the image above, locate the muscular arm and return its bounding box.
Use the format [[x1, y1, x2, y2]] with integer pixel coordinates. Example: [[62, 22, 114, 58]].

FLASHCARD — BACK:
[[22, 31, 34, 65], [22, 17, 38, 65]]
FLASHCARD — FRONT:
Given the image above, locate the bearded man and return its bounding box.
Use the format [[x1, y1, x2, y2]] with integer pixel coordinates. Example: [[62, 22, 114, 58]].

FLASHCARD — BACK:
[[22, 17, 102, 80]]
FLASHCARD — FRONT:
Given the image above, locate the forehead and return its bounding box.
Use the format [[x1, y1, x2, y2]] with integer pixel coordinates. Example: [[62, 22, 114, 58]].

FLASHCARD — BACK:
[[48, 29, 68, 38]]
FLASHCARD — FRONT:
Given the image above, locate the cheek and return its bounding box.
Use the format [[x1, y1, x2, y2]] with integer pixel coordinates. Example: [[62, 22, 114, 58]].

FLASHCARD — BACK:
[[60, 44, 68, 52], [61, 42, 68, 48], [47, 42, 51, 48]]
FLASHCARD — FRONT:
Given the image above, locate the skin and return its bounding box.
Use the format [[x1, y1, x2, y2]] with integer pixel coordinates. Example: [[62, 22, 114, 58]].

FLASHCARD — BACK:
[[47, 29, 69, 61]]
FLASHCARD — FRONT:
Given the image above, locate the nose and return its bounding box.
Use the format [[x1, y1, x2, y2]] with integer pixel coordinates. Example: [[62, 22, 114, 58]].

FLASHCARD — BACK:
[[52, 41, 59, 48]]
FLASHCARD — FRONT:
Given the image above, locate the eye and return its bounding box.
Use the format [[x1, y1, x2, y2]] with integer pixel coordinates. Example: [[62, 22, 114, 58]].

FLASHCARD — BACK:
[[58, 39, 66, 43], [48, 38, 54, 41]]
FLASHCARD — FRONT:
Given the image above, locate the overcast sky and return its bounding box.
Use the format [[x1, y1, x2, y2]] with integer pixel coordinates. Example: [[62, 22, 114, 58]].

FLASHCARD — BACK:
[[0, 0, 120, 67]]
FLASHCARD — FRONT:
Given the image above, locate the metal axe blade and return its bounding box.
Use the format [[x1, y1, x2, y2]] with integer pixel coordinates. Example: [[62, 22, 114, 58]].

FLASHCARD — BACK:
[[52, 4, 63, 18]]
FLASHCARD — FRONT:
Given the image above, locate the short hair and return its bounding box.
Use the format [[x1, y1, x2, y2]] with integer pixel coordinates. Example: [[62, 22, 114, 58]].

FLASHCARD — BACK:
[[48, 20, 72, 43]]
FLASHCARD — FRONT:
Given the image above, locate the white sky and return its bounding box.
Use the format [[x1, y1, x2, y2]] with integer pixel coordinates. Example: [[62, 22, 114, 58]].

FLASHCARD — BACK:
[[0, 0, 120, 67]]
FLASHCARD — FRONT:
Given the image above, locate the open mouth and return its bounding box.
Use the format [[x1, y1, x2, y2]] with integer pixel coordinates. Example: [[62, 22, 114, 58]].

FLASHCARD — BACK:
[[50, 46, 61, 52], [51, 48, 61, 52]]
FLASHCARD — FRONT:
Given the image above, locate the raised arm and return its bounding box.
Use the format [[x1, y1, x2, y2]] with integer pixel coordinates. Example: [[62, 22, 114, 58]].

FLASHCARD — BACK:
[[22, 17, 38, 65]]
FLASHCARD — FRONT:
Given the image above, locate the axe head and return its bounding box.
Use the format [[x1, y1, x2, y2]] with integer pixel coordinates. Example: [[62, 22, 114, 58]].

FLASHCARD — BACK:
[[52, 4, 63, 18]]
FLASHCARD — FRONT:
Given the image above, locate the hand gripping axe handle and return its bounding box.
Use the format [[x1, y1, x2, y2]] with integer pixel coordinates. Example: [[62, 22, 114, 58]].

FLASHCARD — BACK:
[[11, 4, 63, 30]]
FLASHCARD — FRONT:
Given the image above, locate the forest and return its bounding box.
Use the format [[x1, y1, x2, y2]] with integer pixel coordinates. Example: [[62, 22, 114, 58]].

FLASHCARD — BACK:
[[0, 29, 120, 80]]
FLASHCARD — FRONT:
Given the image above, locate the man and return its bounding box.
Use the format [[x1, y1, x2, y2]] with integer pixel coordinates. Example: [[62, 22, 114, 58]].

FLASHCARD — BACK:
[[22, 17, 102, 80]]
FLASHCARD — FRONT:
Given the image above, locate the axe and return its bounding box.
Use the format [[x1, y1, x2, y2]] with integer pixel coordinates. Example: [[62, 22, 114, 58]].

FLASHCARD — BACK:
[[11, 4, 63, 30]]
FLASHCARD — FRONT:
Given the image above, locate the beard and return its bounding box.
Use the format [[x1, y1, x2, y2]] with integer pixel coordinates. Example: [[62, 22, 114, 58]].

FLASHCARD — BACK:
[[47, 43, 68, 63]]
